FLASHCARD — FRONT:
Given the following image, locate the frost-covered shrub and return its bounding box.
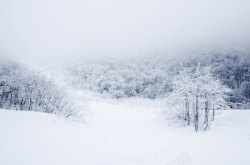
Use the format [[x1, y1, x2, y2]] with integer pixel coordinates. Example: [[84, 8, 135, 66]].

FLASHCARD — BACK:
[[0, 61, 74, 117]]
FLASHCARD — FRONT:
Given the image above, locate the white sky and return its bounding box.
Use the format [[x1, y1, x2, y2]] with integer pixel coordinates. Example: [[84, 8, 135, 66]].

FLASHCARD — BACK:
[[0, 0, 250, 67]]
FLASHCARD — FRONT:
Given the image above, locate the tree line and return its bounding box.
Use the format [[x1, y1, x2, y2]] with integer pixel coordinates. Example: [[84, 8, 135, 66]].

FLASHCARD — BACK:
[[68, 53, 250, 106]]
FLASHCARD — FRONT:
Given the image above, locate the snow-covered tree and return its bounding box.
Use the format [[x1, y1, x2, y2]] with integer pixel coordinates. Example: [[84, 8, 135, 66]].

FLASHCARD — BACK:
[[170, 65, 231, 131]]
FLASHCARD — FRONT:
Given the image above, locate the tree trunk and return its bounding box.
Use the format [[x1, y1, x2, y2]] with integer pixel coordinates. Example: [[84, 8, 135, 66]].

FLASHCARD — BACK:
[[185, 98, 190, 125], [204, 94, 209, 131], [211, 103, 215, 121], [194, 89, 199, 132]]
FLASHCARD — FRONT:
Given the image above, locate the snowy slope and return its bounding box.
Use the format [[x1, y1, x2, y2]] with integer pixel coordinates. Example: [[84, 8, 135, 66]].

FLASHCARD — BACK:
[[0, 98, 250, 165]]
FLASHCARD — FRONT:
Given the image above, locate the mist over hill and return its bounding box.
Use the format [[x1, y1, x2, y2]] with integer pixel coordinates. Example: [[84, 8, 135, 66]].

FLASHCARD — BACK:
[[1, 0, 250, 68]]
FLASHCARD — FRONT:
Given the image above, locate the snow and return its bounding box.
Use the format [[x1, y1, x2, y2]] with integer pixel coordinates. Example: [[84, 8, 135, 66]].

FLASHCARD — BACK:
[[0, 95, 250, 165]]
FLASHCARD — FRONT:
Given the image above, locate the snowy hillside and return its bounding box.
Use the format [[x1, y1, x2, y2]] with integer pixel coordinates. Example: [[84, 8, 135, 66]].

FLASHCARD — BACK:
[[1, 0, 250, 164], [1, 97, 250, 165]]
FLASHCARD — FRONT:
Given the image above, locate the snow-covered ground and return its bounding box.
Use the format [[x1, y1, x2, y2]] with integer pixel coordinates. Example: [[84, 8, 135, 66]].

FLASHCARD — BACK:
[[0, 94, 250, 165]]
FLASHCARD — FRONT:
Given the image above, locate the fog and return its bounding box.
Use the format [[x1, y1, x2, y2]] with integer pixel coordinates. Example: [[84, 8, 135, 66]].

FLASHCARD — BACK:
[[1, 0, 250, 68]]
